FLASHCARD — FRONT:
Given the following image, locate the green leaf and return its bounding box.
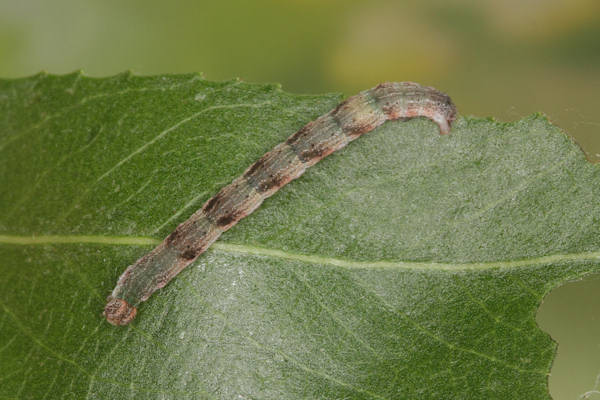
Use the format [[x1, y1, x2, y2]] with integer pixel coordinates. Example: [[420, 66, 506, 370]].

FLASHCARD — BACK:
[[1, 72, 598, 399]]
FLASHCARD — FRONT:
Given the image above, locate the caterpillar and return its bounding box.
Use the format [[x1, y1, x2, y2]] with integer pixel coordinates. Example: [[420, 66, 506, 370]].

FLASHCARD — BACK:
[[104, 82, 457, 325]]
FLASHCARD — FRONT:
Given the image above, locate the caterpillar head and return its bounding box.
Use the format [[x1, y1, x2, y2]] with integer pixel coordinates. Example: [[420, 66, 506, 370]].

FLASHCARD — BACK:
[[104, 297, 137, 326]]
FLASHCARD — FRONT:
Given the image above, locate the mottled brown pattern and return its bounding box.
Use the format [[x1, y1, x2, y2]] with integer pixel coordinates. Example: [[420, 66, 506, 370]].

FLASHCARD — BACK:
[[256, 172, 286, 193], [298, 144, 326, 162], [105, 82, 457, 326]]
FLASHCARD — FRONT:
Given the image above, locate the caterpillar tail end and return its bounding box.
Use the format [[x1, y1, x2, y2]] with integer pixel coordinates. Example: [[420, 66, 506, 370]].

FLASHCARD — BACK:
[[431, 104, 456, 135], [104, 297, 137, 326], [437, 118, 451, 135], [433, 87, 457, 135]]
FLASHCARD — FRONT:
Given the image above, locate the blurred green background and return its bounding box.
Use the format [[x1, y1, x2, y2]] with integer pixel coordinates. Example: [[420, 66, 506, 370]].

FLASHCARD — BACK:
[[1, 0, 598, 398]]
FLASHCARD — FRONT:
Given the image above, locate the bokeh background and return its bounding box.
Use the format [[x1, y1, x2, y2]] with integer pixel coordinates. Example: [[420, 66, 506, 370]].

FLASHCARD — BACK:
[[1, 0, 599, 398]]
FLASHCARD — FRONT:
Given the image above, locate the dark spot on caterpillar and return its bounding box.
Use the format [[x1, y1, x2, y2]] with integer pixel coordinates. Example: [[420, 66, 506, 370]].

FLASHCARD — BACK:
[[332, 98, 350, 116], [286, 124, 312, 146], [216, 211, 241, 228], [244, 155, 268, 178], [166, 228, 180, 245], [181, 249, 197, 260], [331, 112, 375, 138], [202, 189, 227, 214]]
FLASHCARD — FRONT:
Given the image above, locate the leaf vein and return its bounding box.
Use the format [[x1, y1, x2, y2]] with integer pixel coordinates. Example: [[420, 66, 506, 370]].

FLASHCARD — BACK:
[[1, 234, 600, 271]]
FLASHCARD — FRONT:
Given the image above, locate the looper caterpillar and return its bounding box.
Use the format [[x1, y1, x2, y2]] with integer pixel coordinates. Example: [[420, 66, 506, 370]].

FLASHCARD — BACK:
[[104, 81, 457, 325]]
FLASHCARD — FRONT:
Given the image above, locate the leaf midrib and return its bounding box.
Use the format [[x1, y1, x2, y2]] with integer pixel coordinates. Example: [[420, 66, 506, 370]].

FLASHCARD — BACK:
[[1, 234, 598, 271]]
